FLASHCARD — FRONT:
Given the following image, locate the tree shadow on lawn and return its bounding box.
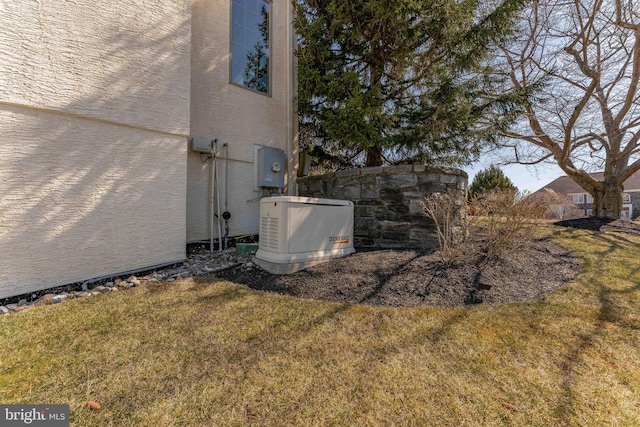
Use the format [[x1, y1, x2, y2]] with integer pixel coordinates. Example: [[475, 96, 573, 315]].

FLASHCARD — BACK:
[[548, 225, 640, 423]]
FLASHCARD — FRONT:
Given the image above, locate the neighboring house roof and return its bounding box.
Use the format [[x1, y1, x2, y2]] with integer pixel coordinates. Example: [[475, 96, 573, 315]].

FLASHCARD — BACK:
[[536, 187, 571, 201], [528, 187, 574, 205], [536, 171, 640, 195]]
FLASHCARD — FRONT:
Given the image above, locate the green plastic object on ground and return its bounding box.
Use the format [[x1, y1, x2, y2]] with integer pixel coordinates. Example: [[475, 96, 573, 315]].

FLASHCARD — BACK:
[[236, 243, 259, 255]]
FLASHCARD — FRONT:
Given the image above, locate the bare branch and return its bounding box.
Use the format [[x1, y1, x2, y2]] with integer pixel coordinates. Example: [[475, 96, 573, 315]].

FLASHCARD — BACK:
[[509, 147, 554, 165], [615, 0, 640, 30], [614, 27, 640, 126]]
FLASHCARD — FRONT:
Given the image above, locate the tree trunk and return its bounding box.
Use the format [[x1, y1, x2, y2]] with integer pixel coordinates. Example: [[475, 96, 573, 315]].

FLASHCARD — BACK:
[[365, 55, 384, 168], [592, 182, 622, 219], [365, 145, 383, 167]]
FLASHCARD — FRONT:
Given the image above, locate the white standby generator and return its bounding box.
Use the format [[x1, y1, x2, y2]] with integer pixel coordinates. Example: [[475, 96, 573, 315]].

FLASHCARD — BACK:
[[254, 196, 356, 274]]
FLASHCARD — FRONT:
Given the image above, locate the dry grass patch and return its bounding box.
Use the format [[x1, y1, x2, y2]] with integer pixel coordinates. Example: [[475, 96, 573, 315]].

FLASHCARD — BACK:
[[1, 226, 640, 426]]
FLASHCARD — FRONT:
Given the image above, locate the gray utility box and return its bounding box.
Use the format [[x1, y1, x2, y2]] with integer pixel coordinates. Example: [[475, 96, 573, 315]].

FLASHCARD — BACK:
[[257, 146, 285, 188], [191, 136, 212, 153]]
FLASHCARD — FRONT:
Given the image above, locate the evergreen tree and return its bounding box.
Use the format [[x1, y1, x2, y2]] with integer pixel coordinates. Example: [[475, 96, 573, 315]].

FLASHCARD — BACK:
[[294, 0, 528, 168], [468, 165, 516, 200]]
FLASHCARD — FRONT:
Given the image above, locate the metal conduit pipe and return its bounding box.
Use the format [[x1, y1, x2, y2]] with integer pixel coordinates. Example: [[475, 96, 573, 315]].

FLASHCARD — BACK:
[[215, 141, 223, 252], [223, 143, 231, 250], [210, 139, 217, 253]]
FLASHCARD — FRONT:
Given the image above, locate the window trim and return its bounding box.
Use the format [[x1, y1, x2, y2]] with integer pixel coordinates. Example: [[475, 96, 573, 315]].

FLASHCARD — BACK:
[[621, 205, 632, 220], [228, 0, 272, 96]]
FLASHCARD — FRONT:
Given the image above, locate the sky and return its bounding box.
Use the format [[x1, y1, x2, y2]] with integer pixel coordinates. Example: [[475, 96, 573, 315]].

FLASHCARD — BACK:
[[464, 159, 565, 194]]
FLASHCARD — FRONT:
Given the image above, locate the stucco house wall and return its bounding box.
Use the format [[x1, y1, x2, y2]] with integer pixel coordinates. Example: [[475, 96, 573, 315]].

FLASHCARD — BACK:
[[187, 0, 297, 242], [0, 1, 191, 298]]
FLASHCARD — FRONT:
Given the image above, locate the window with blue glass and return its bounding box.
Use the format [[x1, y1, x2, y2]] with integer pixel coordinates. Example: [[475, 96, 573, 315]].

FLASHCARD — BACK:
[[231, 0, 270, 93]]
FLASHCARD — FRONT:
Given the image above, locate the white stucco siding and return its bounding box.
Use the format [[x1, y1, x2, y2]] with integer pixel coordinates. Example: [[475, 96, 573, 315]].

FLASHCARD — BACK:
[[0, 107, 187, 298], [188, 0, 297, 242], [0, 1, 191, 298], [0, 0, 191, 135], [187, 154, 261, 242]]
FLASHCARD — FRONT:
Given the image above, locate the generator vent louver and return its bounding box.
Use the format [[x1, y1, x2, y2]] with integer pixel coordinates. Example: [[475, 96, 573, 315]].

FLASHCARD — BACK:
[[260, 216, 279, 250]]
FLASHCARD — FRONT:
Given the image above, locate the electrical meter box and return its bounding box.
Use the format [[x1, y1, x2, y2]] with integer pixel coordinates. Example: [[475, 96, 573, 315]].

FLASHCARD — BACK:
[[257, 146, 286, 188], [191, 137, 212, 153]]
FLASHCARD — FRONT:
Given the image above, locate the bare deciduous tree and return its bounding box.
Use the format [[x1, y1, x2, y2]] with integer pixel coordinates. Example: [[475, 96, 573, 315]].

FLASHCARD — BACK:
[[496, 0, 640, 218]]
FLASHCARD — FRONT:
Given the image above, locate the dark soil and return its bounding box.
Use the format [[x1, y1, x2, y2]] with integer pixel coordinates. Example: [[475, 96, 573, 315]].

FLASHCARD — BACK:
[[215, 230, 581, 307]]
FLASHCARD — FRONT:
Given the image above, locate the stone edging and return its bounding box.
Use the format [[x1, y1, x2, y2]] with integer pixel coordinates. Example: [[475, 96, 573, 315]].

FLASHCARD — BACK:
[[0, 248, 256, 315]]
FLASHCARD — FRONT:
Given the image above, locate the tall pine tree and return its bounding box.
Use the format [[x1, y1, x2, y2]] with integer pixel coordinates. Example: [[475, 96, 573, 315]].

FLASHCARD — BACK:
[[294, 0, 529, 168]]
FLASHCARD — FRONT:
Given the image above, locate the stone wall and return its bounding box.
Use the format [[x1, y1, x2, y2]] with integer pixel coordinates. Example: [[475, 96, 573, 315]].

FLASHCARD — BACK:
[[297, 165, 467, 249]]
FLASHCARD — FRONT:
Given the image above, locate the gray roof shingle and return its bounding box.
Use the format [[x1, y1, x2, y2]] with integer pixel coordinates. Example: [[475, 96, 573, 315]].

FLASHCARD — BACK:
[[538, 171, 640, 194]]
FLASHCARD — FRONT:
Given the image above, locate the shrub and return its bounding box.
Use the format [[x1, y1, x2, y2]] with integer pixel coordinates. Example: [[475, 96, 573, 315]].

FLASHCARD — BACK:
[[472, 189, 547, 258], [421, 190, 470, 264]]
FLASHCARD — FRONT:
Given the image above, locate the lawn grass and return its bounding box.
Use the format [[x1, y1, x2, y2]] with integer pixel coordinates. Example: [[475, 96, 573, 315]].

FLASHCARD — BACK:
[[1, 225, 640, 426]]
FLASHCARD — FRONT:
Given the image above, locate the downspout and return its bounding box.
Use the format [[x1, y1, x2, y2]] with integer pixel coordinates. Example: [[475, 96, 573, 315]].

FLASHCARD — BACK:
[[286, 0, 298, 195]]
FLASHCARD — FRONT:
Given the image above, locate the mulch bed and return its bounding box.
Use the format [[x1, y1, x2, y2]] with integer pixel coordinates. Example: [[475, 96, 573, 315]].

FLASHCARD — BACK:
[[215, 228, 583, 307]]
